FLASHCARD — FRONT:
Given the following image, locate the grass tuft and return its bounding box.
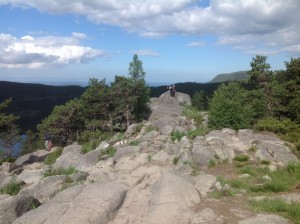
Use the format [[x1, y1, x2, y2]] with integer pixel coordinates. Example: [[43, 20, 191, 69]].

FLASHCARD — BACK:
[[45, 147, 63, 165], [101, 146, 117, 157], [171, 130, 185, 142], [234, 154, 249, 162], [43, 166, 77, 177], [249, 198, 300, 224], [0, 181, 23, 195]]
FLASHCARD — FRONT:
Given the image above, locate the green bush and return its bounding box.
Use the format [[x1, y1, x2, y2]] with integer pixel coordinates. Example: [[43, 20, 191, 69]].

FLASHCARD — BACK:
[[171, 130, 185, 142], [182, 106, 203, 128], [187, 127, 209, 139], [173, 156, 179, 165], [261, 160, 271, 165], [145, 125, 155, 132], [129, 140, 140, 146], [229, 162, 300, 194], [101, 147, 117, 157], [82, 140, 99, 154], [208, 159, 216, 168], [0, 156, 16, 165], [255, 117, 297, 134], [192, 90, 208, 111], [248, 146, 257, 152], [43, 166, 77, 177], [45, 147, 63, 165], [0, 181, 23, 195], [208, 82, 254, 130], [79, 130, 115, 144]]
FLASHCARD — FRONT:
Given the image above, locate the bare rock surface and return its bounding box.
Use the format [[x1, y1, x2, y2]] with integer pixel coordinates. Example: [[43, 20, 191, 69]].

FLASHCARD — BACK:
[[2, 92, 299, 224], [0, 194, 36, 224], [13, 182, 128, 224]]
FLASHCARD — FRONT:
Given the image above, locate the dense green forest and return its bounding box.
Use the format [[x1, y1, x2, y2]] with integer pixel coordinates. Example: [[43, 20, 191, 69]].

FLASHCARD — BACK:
[[1, 55, 299, 160], [0, 81, 86, 131]]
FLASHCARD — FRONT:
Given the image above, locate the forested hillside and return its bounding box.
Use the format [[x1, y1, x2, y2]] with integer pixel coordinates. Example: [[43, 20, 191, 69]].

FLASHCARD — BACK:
[[210, 70, 249, 83], [0, 81, 86, 131], [0, 81, 221, 132]]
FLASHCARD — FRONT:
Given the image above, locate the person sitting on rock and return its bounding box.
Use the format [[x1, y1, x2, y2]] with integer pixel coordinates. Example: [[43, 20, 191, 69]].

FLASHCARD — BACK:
[[170, 84, 176, 97]]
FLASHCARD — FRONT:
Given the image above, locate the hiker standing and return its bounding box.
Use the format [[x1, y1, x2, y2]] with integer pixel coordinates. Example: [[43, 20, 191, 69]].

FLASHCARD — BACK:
[[45, 133, 53, 151]]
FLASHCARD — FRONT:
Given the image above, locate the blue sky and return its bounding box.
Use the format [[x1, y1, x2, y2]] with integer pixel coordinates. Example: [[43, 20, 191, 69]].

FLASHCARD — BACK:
[[0, 0, 299, 85]]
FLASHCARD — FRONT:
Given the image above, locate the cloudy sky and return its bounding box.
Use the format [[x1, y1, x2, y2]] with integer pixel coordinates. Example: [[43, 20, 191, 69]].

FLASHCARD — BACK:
[[0, 0, 299, 85]]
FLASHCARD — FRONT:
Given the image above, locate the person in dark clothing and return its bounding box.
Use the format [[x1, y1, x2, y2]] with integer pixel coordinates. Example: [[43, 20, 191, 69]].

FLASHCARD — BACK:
[[170, 84, 176, 97]]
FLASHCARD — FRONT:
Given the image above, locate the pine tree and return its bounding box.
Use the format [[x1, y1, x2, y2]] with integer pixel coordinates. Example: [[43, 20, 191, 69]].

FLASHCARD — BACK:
[[129, 54, 146, 79], [0, 98, 20, 157]]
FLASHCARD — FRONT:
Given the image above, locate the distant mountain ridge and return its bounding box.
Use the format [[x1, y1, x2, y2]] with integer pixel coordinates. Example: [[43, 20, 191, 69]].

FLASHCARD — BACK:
[[210, 70, 249, 83]]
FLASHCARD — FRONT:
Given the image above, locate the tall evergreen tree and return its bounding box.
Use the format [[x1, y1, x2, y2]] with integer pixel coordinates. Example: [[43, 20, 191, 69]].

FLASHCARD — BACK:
[[248, 55, 272, 88], [0, 98, 20, 157], [192, 90, 208, 110], [80, 78, 112, 131], [37, 98, 83, 144], [129, 54, 146, 79], [248, 55, 275, 116], [283, 58, 300, 123]]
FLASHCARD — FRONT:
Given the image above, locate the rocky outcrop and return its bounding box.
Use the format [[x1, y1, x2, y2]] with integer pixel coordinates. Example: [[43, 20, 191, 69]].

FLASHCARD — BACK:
[[1, 91, 299, 224], [13, 182, 128, 224], [0, 194, 37, 224], [53, 144, 101, 172]]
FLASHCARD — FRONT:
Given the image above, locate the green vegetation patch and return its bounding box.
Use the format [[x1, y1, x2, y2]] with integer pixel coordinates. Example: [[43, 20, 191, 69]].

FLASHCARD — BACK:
[[226, 162, 300, 194], [182, 106, 203, 128], [0, 181, 23, 195], [43, 166, 77, 177], [129, 140, 140, 146], [173, 156, 180, 165], [187, 127, 209, 139], [255, 117, 297, 134], [249, 198, 300, 224], [134, 123, 144, 134], [234, 154, 249, 162], [101, 146, 117, 157], [45, 147, 63, 165], [171, 130, 185, 142], [82, 141, 100, 154]]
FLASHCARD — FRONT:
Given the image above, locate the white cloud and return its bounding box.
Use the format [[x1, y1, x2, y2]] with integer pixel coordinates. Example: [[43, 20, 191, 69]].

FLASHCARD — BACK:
[[1, 0, 300, 56], [282, 45, 300, 56], [187, 41, 206, 47], [72, 32, 88, 40], [245, 49, 279, 56], [0, 33, 105, 68], [131, 49, 160, 57]]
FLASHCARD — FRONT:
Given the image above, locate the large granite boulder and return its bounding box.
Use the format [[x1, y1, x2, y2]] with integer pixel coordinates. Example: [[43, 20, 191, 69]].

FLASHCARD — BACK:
[[13, 182, 128, 224], [0, 194, 36, 224]]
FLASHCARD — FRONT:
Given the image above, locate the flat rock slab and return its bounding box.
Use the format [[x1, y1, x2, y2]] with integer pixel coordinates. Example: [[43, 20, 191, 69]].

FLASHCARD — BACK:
[[0, 194, 35, 224], [111, 167, 202, 224], [13, 182, 128, 224], [239, 214, 289, 224]]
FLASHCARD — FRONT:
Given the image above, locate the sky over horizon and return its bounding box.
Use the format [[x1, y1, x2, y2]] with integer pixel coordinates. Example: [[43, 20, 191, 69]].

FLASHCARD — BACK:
[[0, 0, 299, 85]]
